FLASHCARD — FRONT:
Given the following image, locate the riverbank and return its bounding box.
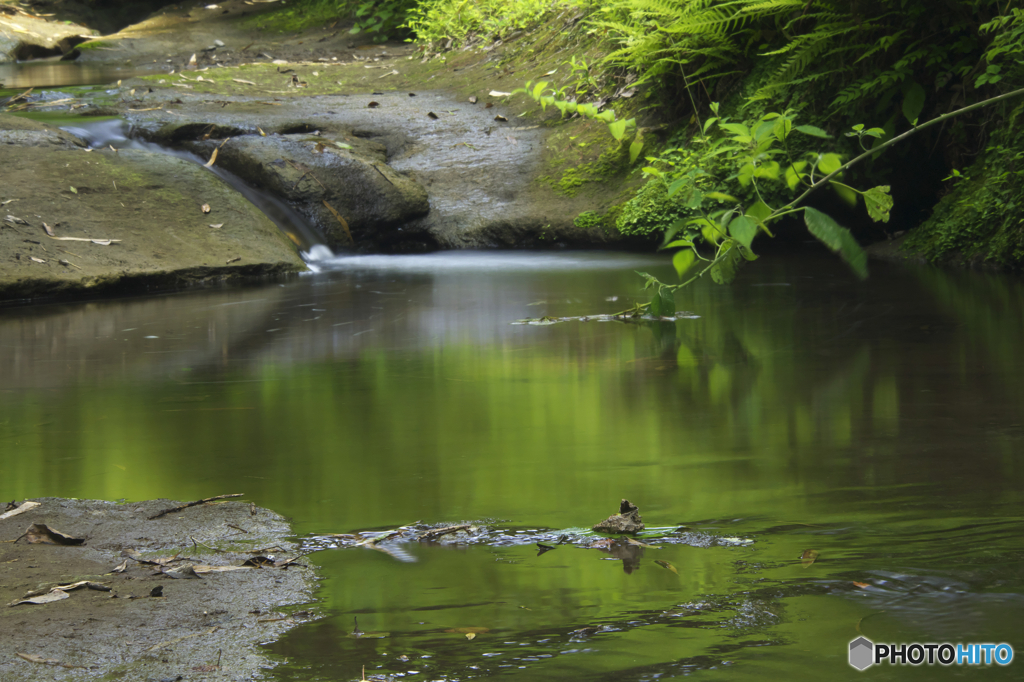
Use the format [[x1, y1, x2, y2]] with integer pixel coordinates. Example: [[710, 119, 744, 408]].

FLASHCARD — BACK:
[[1, 0, 646, 305], [0, 496, 316, 681]]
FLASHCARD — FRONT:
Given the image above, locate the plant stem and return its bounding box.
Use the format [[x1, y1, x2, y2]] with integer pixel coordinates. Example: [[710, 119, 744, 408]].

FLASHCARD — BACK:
[[789, 86, 1024, 210]]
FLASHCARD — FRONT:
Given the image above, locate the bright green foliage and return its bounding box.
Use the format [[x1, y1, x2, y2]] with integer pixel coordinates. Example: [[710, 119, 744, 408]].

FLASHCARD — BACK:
[[405, 0, 580, 47], [250, 0, 417, 38]]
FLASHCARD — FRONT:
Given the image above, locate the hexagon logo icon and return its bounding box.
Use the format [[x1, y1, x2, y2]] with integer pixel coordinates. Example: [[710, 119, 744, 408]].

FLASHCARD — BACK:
[[850, 636, 874, 670]]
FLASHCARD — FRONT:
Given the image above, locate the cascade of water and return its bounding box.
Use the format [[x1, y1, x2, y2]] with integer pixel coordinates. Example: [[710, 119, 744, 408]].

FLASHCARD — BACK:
[[61, 118, 336, 264]]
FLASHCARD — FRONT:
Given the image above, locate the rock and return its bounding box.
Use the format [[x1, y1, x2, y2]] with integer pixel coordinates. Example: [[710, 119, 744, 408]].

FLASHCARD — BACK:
[[180, 132, 430, 250], [0, 114, 305, 303], [0, 11, 95, 61], [592, 499, 645, 534]]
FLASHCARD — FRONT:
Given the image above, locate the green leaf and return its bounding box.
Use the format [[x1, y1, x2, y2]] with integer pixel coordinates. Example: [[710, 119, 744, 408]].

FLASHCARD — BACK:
[[673, 248, 696, 279], [818, 153, 843, 176], [649, 288, 676, 317], [831, 181, 858, 207], [710, 242, 743, 285], [608, 119, 627, 141], [803, 207, 868, 280], [629, 139, 644, 164], [664, 239, 694, 250], [785, 162, 807, 191], [795, 124, 831, 139], [702, 117, 719, 134], [685, 190, 704, 210], [728, 216, 758, 250], [863, 185, 893, 223], [745, 200, 773, 225], [597, 110, 616, 123], [705, 191, 738, 203], [334, 141, 353, 149], [737, 163, 755, 187], [532, 81, 548, 101], [635, 271, 659, 291], [753, 161, 780, 180], [902, 81, 925, 125], [666, 177, 688, 199]]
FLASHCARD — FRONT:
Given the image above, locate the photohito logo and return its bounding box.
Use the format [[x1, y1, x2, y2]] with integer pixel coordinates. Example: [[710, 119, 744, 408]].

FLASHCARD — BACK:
[[849, 637, 1014, 670]]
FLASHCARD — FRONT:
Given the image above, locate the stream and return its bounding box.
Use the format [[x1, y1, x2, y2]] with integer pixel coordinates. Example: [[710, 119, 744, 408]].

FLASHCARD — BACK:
[[3, 64, 1024, 681], [2, 248, 1023, 681]]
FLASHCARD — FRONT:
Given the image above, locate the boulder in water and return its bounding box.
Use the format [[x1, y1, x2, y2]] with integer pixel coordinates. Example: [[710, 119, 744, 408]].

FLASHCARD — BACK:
[[592, 499, 645, 534]]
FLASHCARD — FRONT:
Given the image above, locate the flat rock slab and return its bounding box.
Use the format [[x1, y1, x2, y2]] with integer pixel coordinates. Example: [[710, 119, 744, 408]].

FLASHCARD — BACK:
[[0, 497, 317, 681], [0, 114, 305, 304]]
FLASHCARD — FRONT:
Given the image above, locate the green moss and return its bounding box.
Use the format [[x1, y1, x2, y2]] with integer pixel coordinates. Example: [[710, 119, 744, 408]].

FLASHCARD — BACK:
[[615, 177, 691, 236], [904, 103, 1024, 267], [573, 210, 604, 229]]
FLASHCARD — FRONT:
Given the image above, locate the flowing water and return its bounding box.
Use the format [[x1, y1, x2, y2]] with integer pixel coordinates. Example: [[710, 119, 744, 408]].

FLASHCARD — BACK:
[[2, 250, 1023, 681]]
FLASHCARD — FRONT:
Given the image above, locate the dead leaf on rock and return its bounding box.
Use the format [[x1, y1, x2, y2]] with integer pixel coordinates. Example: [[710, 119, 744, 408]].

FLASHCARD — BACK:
[[192, 564, 251, 574], [22, 523, 84, 545], [161, 565, 204, 579], [110, 559, 129, 573], [8, 589, 70, 607], [485, 102, 493, 109], [0, 500, 40, 520], [427, 111, 438, 119], [204, 149, 219, 167], [489, 90, 512, 97], [801, 549, 819, 568], [323, 200, 353, 244], [468, 96, 477, 104], [6, 214, 29, 225], [201, 203, 212, 213], [209, 223, 224, 229], [42, 222, 55, 237], [16, 652, 88, 669], [367, 101, 379, 108], [232, 78, 256, 85], [121, 549, 180, 566], [494, 114, 508, 122], [69, 186, 77, 194], [466, 632, 476, 640], [225, 256, 241, 264]]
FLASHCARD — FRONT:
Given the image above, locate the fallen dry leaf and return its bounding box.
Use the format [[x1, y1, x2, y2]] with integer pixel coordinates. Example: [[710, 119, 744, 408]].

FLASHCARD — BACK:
[[110, 559, 129, 574], [204, 148, 219, 167], [801, 549, 819, 568], [654, 559, 678, 574], [367, 101, 379, 108], [468, 95, 478, 104], [201, 203, 212, 213], [21, 524, 82, 545], [209, 223, 224, 229], [42, 222, 55, 236], [8, 589, 70, 607], [489, 90, 512, 97], [226, 256, 241, 264], [494, 114, 507, 122], [466, 632, 476, 640], [0, 500, 40, 520], [427, 112, 438, 119], [232, 78, 256, 85], [322, 200, 353, 244]]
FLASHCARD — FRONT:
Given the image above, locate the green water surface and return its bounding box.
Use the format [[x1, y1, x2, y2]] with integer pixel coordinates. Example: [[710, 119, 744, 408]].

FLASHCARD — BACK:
[[2, 250, 1022, 681]]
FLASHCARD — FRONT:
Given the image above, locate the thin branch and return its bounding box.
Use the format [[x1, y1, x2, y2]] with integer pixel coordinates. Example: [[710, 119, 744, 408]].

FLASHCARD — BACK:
[[789, 86, 1024, 211]]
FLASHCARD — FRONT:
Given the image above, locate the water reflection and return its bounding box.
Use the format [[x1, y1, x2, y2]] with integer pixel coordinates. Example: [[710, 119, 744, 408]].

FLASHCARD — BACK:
[[1, 251, 1023, 681], [0, 61, 147, 90]]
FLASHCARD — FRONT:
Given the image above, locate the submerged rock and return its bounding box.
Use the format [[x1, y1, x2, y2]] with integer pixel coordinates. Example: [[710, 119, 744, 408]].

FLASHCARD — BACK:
[[592, 499, 646, 534]]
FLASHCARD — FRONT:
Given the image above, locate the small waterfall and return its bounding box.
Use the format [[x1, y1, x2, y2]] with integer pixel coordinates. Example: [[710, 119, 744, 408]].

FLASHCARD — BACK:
[[61, 118, 335, 265]]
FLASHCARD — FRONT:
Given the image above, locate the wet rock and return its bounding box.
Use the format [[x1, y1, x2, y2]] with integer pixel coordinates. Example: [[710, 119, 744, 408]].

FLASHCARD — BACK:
[[0, 10, 95, 61], [185, 132, 430, 250], [0, 114, 304, 303], [592, 499, 645, 534], [0, 113, 86, 148]]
